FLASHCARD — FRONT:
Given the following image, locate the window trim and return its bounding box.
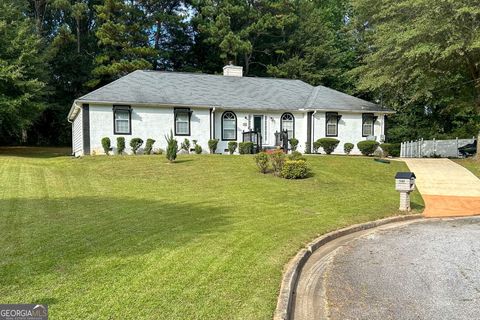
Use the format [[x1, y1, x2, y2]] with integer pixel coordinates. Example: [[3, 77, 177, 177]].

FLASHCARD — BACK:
[[362, 113, 375, 137], [280, 112, 295, 138], [113, 105, 132, 135], [174, 108, 191, 136], [325, 112, 339, 137], [221, 111, 237, 141]]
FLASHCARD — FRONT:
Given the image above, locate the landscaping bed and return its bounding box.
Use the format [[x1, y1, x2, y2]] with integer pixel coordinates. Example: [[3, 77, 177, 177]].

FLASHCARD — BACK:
[[0, 148, 423, 319]]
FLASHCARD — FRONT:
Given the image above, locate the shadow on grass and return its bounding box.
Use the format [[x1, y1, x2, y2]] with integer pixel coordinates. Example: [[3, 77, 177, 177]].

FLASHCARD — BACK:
[[0, 196, 231, 286], [0, 147, 71, 158]]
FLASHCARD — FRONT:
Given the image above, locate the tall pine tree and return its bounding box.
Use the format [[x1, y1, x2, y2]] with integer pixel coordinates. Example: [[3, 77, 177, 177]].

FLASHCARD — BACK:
[[89, 0, 157, 88], [0, 0, 46, 144]]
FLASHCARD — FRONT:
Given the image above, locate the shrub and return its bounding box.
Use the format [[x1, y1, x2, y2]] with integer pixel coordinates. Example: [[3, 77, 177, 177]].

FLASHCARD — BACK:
[[357, 140, 380, 156], [313, 140, 321, 153], [228, 141, 238, 154], [380, 143, 400, 157], [208, 139, 219, 154], [254, 152, 269, 173], [116, 137, 125, 155], [288, 151, 306, 161], [165, 130, 178, 162], [289, 138, 299, 152], [144, 139, 155, 155], [181, 138, 190, 154], [130, 138, 144, 155], [101, 137, 111, 155], [281, 160, 309, 179], [239, 142, 254, 154], [269, 149, 286, 176], [194, 144, 202, 154], [344, 143, 354, 155], [317, 138, 340, 154], [304, 142, 311, 154]]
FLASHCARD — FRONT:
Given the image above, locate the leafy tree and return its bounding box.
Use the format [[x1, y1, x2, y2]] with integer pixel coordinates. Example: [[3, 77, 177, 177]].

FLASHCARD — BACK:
[[351, 0, 480, 149], [268, 0, 358, 91], [0, 0, 46, 144], [165, 130, 178, 162]]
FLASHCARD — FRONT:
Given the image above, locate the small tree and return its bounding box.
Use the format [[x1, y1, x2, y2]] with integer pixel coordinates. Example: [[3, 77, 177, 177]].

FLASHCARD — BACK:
[[344, 143, 354, 155], [208, 139, 219, 154], [254, 152, 269, 173], [101, 137, 111, 155], [117, 137, 125, 155], [194, 144, 203, 154], [289, 138, 299, 152], [165, 130, 178, 162], [144, 139, 156, 155], [130, 138, 144, 155], [228, 141, 238, 154], [181, 138, 190, 153]]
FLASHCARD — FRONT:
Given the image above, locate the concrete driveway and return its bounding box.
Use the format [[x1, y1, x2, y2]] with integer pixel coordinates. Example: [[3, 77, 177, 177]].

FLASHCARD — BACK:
[[292, 217, 480, 320], [403, 159, 480, 217]]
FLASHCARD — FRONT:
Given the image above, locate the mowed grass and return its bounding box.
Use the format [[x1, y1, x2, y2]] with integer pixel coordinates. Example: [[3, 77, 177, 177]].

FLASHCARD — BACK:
[[0, 148, 423, 319], [454, 158, 480, 178]]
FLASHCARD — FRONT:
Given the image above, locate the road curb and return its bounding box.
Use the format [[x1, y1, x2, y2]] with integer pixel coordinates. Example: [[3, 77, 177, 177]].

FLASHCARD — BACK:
[[273, 213, 423, 320]]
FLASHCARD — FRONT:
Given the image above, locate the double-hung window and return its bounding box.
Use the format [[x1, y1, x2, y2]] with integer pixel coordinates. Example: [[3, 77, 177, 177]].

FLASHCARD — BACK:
[[222, 111, 237, 140], [113, 106, 132, 135], [326, 112, 338, 137], [281, 113, 295, 139], [174, 108, 191, 136], [362, 113, 375, 137]]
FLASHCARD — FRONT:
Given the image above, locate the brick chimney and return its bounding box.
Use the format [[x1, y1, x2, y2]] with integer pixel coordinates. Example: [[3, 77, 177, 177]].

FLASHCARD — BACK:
[[223, 62, 243, 77]]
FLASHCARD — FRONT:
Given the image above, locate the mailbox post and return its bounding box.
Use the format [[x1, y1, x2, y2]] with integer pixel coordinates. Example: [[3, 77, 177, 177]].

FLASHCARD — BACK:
[[395, 172, 416, 211]]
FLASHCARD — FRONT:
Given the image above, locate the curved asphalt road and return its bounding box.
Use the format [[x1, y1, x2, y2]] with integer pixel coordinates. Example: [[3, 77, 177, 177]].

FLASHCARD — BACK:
[[292, 217, 480, 320]]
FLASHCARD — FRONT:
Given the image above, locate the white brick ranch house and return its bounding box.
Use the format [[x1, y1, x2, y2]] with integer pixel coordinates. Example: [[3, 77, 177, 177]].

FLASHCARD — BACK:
[[68, 64, 394, 157]]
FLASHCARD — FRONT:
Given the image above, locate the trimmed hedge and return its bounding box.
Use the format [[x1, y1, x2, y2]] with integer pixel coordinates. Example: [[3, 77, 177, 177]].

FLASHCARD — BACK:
[[316, 138, 340, 154], [194, 144, 202, 154], [357, 140, 380, 156], [380, 143, 400, 157], [144, 138, 155, 155], [289, 138, 299, 151], [116, 137, 125, 155], [130, 138, 144, 155], [281, 160, 309, 179], [344, 142, 354, 155], [208, 139, 219, 154], [228, 141, 238, 154], [239, 142, 254, 154], [101, 137, 111, 155]]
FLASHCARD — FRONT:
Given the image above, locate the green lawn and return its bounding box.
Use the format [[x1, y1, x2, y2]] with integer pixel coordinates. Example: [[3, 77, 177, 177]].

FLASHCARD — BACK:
[[0, 148, 423, 319], [454, 158, 480, 178]]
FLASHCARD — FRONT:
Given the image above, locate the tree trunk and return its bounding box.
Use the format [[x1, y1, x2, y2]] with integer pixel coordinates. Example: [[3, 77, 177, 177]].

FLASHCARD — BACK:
[[76, 17, 81, 53]]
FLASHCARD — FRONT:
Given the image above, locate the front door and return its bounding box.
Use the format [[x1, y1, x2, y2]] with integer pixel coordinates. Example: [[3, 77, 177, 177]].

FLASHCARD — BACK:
[[253, 115, 263, 136]]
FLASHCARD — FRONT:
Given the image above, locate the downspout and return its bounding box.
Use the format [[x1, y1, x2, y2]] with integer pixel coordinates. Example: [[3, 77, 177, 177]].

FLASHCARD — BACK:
[[311, 110, 317, 151], [212, 107, 216, 139]]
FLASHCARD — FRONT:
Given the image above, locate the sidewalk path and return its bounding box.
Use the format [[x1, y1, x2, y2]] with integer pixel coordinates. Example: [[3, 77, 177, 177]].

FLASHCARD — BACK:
[[403, 159, 480, 217]]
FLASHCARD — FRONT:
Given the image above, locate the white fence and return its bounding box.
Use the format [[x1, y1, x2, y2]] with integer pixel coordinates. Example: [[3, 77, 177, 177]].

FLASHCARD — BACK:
[[400, 137, 476, 158]]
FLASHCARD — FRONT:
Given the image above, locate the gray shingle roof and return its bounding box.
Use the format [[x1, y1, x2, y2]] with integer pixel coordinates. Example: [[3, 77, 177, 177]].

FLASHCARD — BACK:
[[74, 70, 391, 114]]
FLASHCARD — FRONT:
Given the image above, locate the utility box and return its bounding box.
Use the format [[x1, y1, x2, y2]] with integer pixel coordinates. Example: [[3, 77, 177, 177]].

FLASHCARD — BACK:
[[395, 172, 416, 211]]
